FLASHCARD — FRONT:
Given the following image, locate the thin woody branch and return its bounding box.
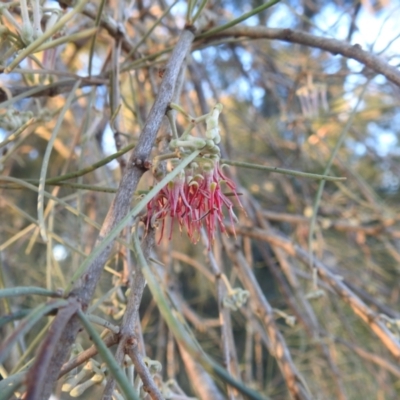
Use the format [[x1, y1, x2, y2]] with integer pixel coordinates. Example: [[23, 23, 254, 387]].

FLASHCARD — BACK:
[[59, 334, 120, 378], [0, 77, 107, 103], [233, 225, 400, 361], [126, 346, 164, 400], [222, 237, 312, 400], [203, 235, 242, 400], [25, 298, 80, 400], [257, 243, 347, 400], [102, 230, 155, 399], [203, 25, 400, 88]]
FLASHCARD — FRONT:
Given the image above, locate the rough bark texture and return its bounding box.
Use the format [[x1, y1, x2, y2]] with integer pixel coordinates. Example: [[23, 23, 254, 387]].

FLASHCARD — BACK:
[[25, 27, 195, 400]]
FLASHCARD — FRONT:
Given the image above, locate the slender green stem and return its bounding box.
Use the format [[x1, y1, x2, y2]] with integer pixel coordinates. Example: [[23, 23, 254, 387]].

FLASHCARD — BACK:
[[180, 122, 196, 140], [166, 109, 179, 140], [169, 102, 193, 120], [11, 320, 52, 374], [126, 0, 179, 60], [27, 141, 135, 186], [0, 176, 104, 242], [35, 28, 98, 52], [87, 314, 120, 334], [37, 80, 81, 242], [0, 257, 11, 325], [121, 46, 173, 73], [186, 0, 196, 22], [88, 0, 106, 76], [0, 181, 117, 193], [191, 0, 209, 24], [0, 310, 31, 328], [0, 372, 26, 400], [308, 82, 370, 288], [196, 0, 281, 40], [0, 79, 77, 109], [221, 159, 346, 181], [0, 287, 62, 298], [0, 300, 68, 364], [0, 118, 36, 148], [0, 121, 37, 165], [77, 309, 139, 400], [37, 181, 118, 193]]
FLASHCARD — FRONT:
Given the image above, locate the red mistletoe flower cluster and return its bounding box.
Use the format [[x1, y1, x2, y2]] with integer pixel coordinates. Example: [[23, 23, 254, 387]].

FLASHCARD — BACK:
[[146, 160, 242, 244]]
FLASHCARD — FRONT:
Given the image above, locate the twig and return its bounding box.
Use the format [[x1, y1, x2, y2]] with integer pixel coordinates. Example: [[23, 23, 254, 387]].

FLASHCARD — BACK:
[[59, 334, 120, 377], [202, 230, 242, 400], [221, 159, 346, 181], [222, 237, 312, 400], [202, 26, 400, 88], [257, 243, 347, 400], [177, 343, 225, 400], [0, 299, 68, 365], [77, 309, 139, 400], [333, 335, 400, 379], [254, 203, 347, 398], [0, 77, 106, 106], [25, 298, 80, 400], [233, 226, 400, 361], [0, 286, 62, 298], [102, 230, 159, 400], [126, 345, 164, 400]]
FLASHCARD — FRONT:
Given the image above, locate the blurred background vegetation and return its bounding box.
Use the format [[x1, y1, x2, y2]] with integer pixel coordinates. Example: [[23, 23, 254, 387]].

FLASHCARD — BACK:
[[1, 0, 400, 399]]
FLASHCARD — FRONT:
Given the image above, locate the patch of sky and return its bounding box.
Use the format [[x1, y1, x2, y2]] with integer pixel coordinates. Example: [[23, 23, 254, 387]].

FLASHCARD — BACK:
[[313, 2, 400, 95], [353, 4, 400, 54], [218, 46, 234, 62], [94, 85, 108, 110], [381, 168, 400, 192], [371, 74, 387, 86], [267, 3, 298, 29], [310, 47, 322, 58], [169, 1, 186, 20], [53, 244, 68, 261], [252, 87, 265, 108], [77, 51, 104, 77], [29, 148, 39, 160], [243, 15, 259, 27], [45, 1, 62, 9], [224, 2, 248, 19], [224, 76, 252, 102], [235, 76, 249, 96], [346, 58, 363, 73], [0, 57, 32, 88], [313, 3, 351, 39], [342, 73, 367, 107], [346, 138, 366, 157], [201, 46, 217, 61], [101, 123, 119, 170], [367, 121, 398, 157], [192, 50, 203, 63], [389, 112, 400, 128], [323, 58, 342, 74], [234, 47, 252, 71]]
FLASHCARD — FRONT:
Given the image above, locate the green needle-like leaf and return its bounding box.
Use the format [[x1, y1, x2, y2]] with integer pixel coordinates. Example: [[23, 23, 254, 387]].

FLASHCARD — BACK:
[[77, 309, 139, 400]]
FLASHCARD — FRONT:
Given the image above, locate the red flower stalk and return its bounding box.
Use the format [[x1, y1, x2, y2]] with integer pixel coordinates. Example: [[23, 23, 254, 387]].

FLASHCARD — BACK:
[[146, 161, 242, 245]]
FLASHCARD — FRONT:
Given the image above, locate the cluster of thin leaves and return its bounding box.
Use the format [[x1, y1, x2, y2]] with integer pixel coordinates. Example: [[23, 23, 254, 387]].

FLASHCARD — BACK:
[[1, 1, 400, 399]]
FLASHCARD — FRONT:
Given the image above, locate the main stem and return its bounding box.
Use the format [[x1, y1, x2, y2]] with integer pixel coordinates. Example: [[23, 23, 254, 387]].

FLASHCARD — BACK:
[[26, 26, 195, 400]]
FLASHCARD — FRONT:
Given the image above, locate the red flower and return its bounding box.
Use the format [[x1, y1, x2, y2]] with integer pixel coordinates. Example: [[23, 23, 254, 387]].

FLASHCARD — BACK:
[[146, 161, 242, 245]]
